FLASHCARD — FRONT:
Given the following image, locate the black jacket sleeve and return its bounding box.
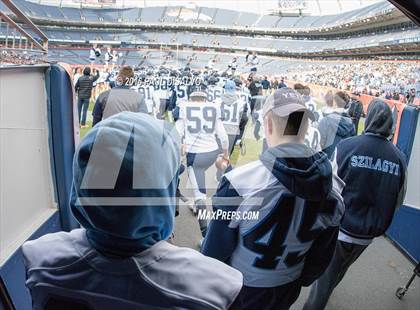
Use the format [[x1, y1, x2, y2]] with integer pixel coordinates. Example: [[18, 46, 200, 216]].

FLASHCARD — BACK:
[[75, 78, 80, 92], [92, 70, 100, 82], [300, 226, 339, 286], [92, 92, 108, 126]]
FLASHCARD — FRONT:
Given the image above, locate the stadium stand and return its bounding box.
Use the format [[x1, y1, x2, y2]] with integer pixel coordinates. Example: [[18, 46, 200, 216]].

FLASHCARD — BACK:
[[0, 0, 417, 60], [4, 0, 399, 31]]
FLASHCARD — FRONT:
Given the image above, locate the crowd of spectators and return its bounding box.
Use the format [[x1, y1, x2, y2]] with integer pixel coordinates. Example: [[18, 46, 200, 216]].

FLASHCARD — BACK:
[[286, 61, 419, 102], [0, 50, 47, 66]]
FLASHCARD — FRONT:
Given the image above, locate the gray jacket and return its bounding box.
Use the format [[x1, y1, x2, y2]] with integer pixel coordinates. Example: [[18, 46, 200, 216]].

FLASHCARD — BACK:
[[22, 229, 243, 310]]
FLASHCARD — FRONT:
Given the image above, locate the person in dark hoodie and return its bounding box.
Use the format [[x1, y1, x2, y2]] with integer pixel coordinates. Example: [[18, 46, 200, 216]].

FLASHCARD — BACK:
[[303, 99, 407, 310], [21, 112, 243, 309], [75, 66, 99, 128], [318, 91, 355, 158], [202, 88, 345, 310]]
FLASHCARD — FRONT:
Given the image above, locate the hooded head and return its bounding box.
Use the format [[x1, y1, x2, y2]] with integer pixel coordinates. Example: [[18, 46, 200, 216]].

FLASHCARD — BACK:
[[83, 67, 91, 76], [224, 80, 236, 93], [70, 112, 180, 257], [364, 98, 393, 138]]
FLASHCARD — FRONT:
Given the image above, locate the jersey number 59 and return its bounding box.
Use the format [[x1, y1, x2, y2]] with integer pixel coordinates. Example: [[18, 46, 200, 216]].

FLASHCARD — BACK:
[[186, 106, 217, 134]]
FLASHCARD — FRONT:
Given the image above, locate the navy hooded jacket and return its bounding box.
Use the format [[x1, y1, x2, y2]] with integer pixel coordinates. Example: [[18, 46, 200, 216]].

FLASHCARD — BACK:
[[334, 99, 407, 242], [318, 109, 356, 158], [202, 143, 345, 288]]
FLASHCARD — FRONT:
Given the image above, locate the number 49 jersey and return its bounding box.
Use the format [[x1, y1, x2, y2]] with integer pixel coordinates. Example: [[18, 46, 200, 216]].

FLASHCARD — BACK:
[[220, 153, 344, 287], [176, 100, 227, 154]]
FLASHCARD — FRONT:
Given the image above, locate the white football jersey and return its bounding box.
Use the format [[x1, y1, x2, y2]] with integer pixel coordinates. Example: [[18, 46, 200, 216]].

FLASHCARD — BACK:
[[225, 160, 344, 287], [221, 97, 248, 135], [153, 77, 171, 100], [176, 100, 226, 153], [305, 126, 322, 152], [305, 97, 323, 123], [137, 85, 155, 114], [207, 85, 224, 102], [174, 84, 189, 102]]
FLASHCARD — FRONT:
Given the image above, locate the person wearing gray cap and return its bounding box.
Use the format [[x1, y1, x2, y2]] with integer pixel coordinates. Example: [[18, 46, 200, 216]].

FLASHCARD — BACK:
[[202, 88, 345, 310]]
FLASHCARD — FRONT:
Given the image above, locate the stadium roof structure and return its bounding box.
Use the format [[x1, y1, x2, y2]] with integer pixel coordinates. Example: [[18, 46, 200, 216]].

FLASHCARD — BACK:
[[0, 0, 418, 59], [1, 0, 401, 31], [27, 0, 386, 16]]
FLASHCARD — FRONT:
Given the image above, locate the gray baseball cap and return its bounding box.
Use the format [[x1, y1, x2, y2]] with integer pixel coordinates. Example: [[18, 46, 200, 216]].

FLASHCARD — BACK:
[[262, 88, 315, 120]]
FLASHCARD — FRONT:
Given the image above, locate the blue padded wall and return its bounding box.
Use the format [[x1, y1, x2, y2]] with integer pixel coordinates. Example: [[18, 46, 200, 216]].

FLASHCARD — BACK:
[[46, 64, 79, 231], [387, 105, 420, 263], [0, 64, 78, 309]]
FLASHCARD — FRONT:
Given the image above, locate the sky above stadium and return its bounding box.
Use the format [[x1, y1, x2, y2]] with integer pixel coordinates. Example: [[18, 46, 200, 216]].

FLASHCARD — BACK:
[[30, 0, 386, 15]]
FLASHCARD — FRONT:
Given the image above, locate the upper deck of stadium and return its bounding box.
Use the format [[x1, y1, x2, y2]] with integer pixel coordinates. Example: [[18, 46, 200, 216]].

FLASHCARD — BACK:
[[1, 0, 418, 58], [0, 0, 412, 35]]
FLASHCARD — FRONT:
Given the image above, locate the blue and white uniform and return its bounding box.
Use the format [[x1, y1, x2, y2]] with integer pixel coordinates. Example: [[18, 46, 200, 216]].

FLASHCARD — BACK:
[[136, 84, 156, 115], [153, 76, 171, 118], [304, 125, 322, 152], [202, 143, 344, 309], [207, 84, 224, 103], [176, 98, 228, 202]]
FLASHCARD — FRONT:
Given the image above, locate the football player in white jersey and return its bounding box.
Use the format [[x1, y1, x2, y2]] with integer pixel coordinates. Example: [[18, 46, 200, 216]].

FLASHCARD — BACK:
[[153, 73, 172, 119], [304, 125, 322, 152], [175, 91, 229, 237], [215, 80, 249, 180], [137, 83, 156, 116], [296, 84, 323, 124], [234, 78, 252, 149], [221, 80, 249, 154], [202, 88, 345, 310], [206, 76, 224, 103]]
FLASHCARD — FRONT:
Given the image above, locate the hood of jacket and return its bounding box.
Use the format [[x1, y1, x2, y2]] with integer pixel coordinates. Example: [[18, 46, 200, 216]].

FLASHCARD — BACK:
[[260, 143, 332, 201], [364, 98, 393, 138], [70, 112, 180, 257]]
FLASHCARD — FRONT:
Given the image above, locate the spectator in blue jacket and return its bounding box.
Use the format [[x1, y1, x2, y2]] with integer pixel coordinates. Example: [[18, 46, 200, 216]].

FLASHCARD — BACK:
[[278, 78, 287, 89], [303, 99, 407, 310], [318, 91, 355, 158], [261, 76, 270, 95]]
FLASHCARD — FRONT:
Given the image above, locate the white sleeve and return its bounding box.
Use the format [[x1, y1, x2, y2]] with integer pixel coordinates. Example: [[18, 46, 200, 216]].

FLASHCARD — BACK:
[[215, 119, 229, 151], [175, 119, 185, 140], [331, 150, 345, 194]]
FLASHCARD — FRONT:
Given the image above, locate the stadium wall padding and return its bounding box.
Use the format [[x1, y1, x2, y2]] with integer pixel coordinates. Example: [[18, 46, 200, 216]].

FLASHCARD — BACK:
[[386, 105, 420, 263], [0, 64, 77, 309], [46, 64, 79, 231]]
